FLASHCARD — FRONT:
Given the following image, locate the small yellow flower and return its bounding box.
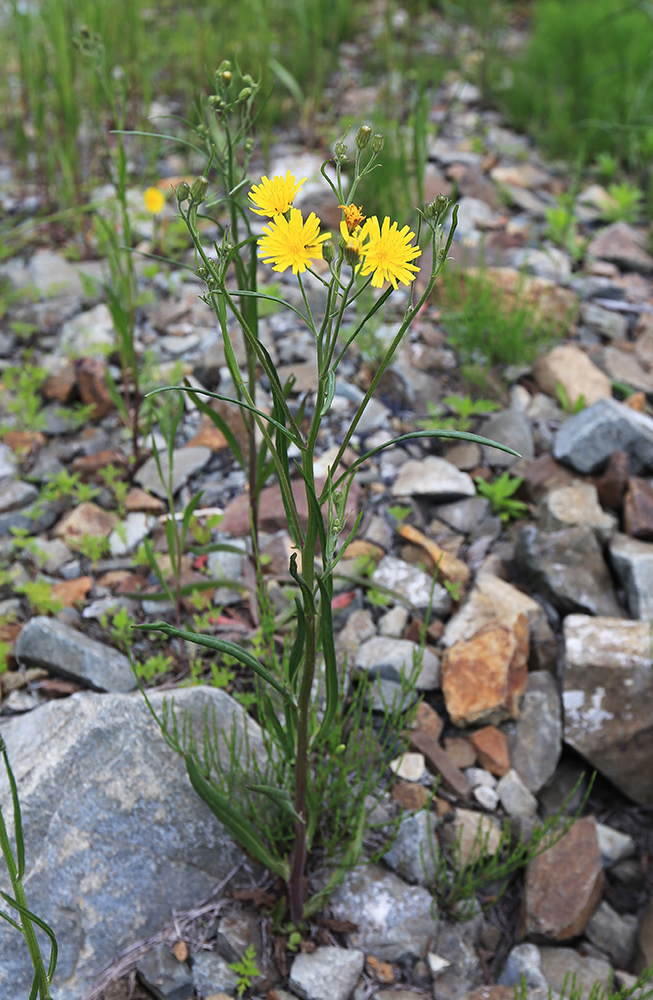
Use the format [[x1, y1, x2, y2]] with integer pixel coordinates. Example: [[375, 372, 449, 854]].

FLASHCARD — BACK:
[[258, 208, 331, 275], [339, 220, 367, 265], [359, 215, 421, 289], [143, 186, 166, 215], [248, 172, 306, 217], [339, 203, 366, 233]]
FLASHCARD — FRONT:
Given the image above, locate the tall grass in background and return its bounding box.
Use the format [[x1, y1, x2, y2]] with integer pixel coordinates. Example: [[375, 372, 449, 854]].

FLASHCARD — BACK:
[[0, 0, 361, 210], [504, 0, 653, 171]]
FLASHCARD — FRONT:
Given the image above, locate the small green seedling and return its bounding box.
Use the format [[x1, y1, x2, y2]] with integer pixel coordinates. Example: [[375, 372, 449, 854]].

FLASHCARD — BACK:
[[387, 504, 412, 526], [475, 472, 529, 523], [228, 943, 260, 997], [603, 181, 643, 223], [556, 382, 586, 415], [419, 394, 500, 434]]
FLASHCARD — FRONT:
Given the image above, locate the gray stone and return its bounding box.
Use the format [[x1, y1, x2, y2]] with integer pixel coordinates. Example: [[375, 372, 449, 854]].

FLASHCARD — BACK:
[[585, 900, 638, 969], [0, 500, 61, 537], [480, 410, 534, 468], [391, 456, 476, 500], [595, 823, 636, 868], [450, 197, 501, 241], [355, 635, 440, 690], [514, 524, 623, 617], [0, 686, 262, 1000], [599, 346, 653, 396], [137, 944, 194, 1000], [14, 616, 136, 692], [383, 810, 439, 885], [288, 946, 364, 1000], [442, 570, 546, 649], [499, 943, 549, 992], [554, 397, 653, 475], [26, 536, 71, 574], [538, 482, 617, 544], [0, 479, 38, 514], [496, 768, 538, 817], [329, 863, 437, 961], [27, 249, 85, 300], [435, 497, 491, 534], [372, 555, 451, 616], [610, 532, 653, 619], [509, 671, 562, 793], [587, 222, 653, 273], [136, 446, 212, 498], [364, 675, 419, 713], [378, 604, 410, 637], [216, 909, 262, 965], [511, 247, 572, 284], [433, 916, 484, 1000], [538, 946, 612, 997], [58, 302, 115, 356], [109, 512, 154, 557], [580, 301, 628, 340], [563, 614, 653, 806], [0, 444, 16, 478], [191, 951, 238, 997]]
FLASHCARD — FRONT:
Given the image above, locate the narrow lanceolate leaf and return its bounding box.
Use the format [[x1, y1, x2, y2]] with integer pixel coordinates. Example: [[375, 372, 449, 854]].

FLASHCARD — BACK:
[[134, 621, 294, 705], [320, 370, 336, 417], [185, 756, 289, 880], [288, 597, 306, 687], [313, 572, 338, 746], [245, 784, 305, 824]]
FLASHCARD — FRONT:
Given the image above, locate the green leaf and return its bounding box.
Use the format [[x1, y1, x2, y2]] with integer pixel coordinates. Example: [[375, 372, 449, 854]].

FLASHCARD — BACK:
[[313, 572, 339, 747], [185, 756, 289, 879], [245, 783, 304, 824], [320, 370, 336, 417], [288, 597, 306, 688]]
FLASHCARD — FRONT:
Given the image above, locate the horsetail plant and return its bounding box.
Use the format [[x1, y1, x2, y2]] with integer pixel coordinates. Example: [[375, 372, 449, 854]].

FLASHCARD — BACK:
[[135, 66, 515, 929]]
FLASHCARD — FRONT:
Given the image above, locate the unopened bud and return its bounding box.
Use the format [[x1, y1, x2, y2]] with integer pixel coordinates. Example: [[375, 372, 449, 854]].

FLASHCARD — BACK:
[[425, 193, 450, 224], [321, 239, 335, 264], [238, 87, 252, 102], [334, 141, 348, 165], [372, 133, 384, 153], [176, 181, 191, 204], [244, 138, 254, 154], [355, 125, 372, 149], [190, 176, 209, 204], [241, 74, 255, 88]]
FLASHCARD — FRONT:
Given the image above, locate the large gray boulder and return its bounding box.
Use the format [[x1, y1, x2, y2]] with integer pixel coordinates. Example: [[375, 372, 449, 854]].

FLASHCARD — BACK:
[[0, 686, 264, 1000], [554, 397, 653, 475]]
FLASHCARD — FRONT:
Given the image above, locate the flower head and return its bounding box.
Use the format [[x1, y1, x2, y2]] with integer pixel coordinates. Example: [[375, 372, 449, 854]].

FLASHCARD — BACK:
[[248, 172, 305, 217], [258, 208, 331, 275], [144, 186, 166, 215], [340, 203, 366, 233], [340, 220, 367, 266], [359, 215, 421, 289]]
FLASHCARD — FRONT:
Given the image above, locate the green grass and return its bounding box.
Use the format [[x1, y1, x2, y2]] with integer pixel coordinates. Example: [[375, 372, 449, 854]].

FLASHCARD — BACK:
[[503, 0, 653, 170]]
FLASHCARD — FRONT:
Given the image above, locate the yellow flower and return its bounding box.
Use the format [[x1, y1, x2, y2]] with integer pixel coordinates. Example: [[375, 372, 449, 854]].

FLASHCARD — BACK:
[[248, 171, 306, 217], [339, 202, 366, 233], [143, 186, 166, 215], [359, 215, 421, 289], [258, 208, 331, 275], [340, 220, 367, 265]]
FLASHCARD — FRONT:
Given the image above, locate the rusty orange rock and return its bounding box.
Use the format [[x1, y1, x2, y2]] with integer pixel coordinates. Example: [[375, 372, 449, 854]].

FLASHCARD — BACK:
[[441, 615, 529, 727], [50, 576, 93, 607], [467, 725, 510, 777]]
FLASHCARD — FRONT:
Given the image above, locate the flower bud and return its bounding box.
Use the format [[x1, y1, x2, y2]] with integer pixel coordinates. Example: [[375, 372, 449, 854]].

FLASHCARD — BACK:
[[372, 133, 384, 153], [425, 193, 450, 224], [175, 181, 191, 204], [321, 239, 335, 264], [344, 240, 361, 267], [334, 141, 348, 165], [238, 87, 252, 102], [241, 74, 255, 88], [355, 125, 372, 149], [190, 176, 209, 205]]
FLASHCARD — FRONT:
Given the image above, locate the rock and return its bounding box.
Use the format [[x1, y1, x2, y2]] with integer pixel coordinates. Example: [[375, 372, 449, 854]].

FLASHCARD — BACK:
[[445, 442, 483, 471], [50, 576, 94, 607], [58, 303, 115, 356], [510, 247, 572, 284], [554, 397, 653, 475], [496, 769, 538, 817], [624, 477, 653, 538], [587, 222, 653, 273], [522, 815, 603, 942], [391, 456, 476, 500], [444, 737, 477, 770], [399, 523, 470, 586], [26, 537, 71, 574], [508, 672, 562, 794], [442, 570, 545, 650], [595, 823, 636, 868], [635, 897, 653, 973], [125, 487, 166, 514], [191, 952, 238, 997], [441, 615, 529, 728], [442, 808, 502, 867], [390, 752, 427, 782], [384, 810, 439, 885], [466, 726, 509, 778], [371, 555, 451, 616], [135, 446, 212, 498], [432, 917, 484, 1000], [14, 616, 136, 692], [610, 532, 653, 618], [514, 524, 623, 617], [538, 482, 617, 544], [379, 604, 410, 637], [220, 476, 361, 536], [435, 497, 491, 534], [518, 455, 575, 505], [0, 686, 262, 1000], [538, 947, 612, 997], [392, 780, 431, 811], [592, 450, 630, 510], [599, 345, 653, 396], [75, 357, 115, 419], [355, 635, 440, 690], [580, 301, 628, 340], [563, 614, 653, 806], [451, 197, 502, 241], [53, 501, 119, 547], [449, 164, 503, 211], [109, 511, 154, 556], [498, 943, 549, 992], [480, 410, 534, 469], [491, 164, 551, 190], [136, 944, 194, 1000], [0, 479, 39, 514], [473, 785, 499, 811], [409, 730, 472, 800], [329, 863, 437, 961], [585, 900, 637, 968], [25, 249, 85, 300], [288, 946, 364, 1000], [470, 267, 578, 334], [0, 443, 17, 478]]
